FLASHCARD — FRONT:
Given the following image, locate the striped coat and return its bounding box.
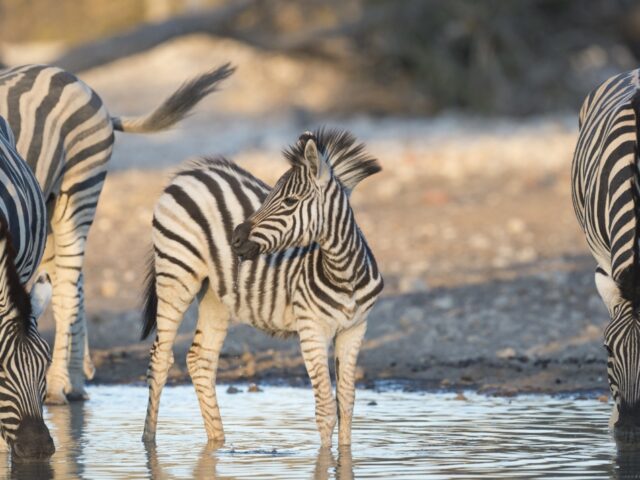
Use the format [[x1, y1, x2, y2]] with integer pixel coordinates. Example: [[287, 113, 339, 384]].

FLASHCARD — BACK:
[[0, 115, 54, 458], [0, 63, 234, 404], [572, 69, 640, 434], [141, 130, 383, 448], [0, 116, 46, 283]]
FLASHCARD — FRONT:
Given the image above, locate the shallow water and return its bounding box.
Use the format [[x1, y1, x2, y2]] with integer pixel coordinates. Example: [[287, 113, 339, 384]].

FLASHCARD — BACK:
[[1, 385, 637, 479]]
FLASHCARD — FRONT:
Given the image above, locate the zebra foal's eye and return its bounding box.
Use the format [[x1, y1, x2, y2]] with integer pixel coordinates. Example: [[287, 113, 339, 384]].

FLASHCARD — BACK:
[[604, 344, 613, 356], [283, 197, 298, 206]]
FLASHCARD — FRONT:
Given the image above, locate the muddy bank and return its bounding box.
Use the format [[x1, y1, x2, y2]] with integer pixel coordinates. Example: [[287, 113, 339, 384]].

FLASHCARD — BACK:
[[36, 142, 609, 395]]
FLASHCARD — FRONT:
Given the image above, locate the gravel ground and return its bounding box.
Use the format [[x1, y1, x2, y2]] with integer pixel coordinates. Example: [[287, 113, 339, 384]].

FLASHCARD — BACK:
[[11, 35, 608, 394]]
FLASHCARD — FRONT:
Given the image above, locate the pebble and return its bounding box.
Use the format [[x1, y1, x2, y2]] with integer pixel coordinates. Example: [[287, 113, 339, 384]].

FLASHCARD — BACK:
[[226, 386, 241, 394], [100, 280, 118, 298], [597, 395, 609, 403], [433, 296, 454, 310], [367, 400, 378, 406], [248, 383, 262, 393], [496, 347, 517, 359], [454, 392, 468, 401]]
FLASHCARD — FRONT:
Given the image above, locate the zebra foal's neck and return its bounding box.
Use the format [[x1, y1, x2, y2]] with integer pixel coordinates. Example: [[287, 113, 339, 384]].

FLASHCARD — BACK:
[[316, 180, 370, 291]]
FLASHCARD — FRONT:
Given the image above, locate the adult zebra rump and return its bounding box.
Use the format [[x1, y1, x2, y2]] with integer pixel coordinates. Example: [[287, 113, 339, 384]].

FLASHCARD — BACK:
[[141, 130, 383, 447], [0, 116, 54, 459], [0, 63, 234, 404], [572, 69, 640, 439]]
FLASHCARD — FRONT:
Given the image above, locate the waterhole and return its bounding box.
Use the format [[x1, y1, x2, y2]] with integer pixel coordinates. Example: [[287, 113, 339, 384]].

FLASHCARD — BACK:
[[2, 385, 634, 479]]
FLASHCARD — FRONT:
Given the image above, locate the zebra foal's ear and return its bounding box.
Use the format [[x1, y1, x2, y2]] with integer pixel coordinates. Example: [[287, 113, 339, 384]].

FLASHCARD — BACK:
[[303, 138, 330, 186], [30, 273, 52, 320]]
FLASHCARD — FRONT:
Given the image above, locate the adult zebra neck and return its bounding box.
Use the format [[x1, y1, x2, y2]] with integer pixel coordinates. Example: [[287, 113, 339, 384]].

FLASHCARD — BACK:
[[316, 180, 373, 296]]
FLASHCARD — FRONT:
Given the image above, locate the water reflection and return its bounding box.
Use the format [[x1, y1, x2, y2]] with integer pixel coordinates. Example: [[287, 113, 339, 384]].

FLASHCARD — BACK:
[[313, 446, 354, 480], [145, 443, 219, 480], [612, 441, 640, 480], [47, 401, 87, 479], [0, 386, 628, 479]]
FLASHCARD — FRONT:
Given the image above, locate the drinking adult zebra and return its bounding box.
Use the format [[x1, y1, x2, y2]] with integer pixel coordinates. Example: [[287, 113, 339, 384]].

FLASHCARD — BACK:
[[0, 63, 234, 404], [0, 116, 54, 459], [572, 69, 640, 438], [141, 130, 383, 447]]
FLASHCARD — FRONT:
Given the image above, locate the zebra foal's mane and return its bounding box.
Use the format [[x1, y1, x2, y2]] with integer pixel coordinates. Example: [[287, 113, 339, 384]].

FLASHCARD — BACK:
[[284, 128, 381, 191], [0, 220, 31, 335]]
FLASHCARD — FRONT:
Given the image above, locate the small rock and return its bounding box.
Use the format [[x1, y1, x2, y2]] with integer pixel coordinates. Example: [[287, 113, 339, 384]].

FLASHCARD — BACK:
[[454, 392, 468, 401], [422, 189, 450, 205], [226, 386, 241, 394], [248, 383, 262, 393], [433, 295, 454, 310], [598, 395, 609, 403], [100, 280, 118, 298], [367, 400, 378, 406], [507, 218, 526, 234], [496, 347, 517, 359], [440, 378, 451, 387]]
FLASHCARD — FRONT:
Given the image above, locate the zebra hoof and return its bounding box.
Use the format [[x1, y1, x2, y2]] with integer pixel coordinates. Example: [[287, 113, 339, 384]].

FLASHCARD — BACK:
[[66, 389, 89, 402], [45, 391, 68, 406]]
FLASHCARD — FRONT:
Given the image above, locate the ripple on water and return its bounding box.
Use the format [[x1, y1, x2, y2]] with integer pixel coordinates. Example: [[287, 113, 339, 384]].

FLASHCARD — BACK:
[[0, 386, 632, 479]]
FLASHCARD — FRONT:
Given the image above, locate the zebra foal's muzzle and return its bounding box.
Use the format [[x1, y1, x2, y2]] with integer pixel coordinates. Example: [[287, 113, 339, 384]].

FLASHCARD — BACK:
[[232, 221, 260, 260]]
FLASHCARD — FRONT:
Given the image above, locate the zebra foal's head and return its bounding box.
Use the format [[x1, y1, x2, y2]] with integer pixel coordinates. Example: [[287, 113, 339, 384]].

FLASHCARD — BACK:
[[597, 269, 640, 442], [0, 229, 54, 459], [232, 129, 380, 259]]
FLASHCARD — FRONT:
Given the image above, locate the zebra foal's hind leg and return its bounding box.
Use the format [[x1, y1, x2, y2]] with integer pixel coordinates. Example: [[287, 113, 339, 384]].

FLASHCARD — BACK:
[[334, 322, 367, 446], [187, 285, 229, 446], [298, 318, 337, 447], [143, 273, 201, 443]]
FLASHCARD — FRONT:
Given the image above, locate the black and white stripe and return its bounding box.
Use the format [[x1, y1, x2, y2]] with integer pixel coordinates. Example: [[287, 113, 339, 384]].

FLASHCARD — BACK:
[[141, 129, 383, 447], [0, 63, 234, 404], [0, 115, 54, 458], [572, 69, 640, 434]]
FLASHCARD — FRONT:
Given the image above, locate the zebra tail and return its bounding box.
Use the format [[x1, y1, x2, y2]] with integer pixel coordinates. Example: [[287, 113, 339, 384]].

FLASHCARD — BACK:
[[111, 63, 235, 134], [141, 252, 158, 340]]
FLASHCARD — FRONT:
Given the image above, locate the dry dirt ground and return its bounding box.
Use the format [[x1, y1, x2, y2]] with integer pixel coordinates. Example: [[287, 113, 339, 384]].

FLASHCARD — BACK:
[[13, 35, 608, 395]]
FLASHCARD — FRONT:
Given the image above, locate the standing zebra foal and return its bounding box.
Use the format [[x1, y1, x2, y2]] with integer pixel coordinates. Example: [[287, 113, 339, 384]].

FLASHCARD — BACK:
[[572, 69, 640, 440], [0, 63, 234, 404], [141, 129, 383, 447], [0, 116, 54, 459]]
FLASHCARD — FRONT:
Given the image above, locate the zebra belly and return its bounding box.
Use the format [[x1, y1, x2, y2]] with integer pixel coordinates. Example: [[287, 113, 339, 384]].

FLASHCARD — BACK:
[[221, 292, 297, 335]]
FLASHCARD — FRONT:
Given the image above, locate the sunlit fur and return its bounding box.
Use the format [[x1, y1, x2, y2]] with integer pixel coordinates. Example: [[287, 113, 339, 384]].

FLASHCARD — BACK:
[[572, 69, 640, 430], [141, 129, 383, 447], [0, 63, 234, 403], [0, 116, 52, 456]]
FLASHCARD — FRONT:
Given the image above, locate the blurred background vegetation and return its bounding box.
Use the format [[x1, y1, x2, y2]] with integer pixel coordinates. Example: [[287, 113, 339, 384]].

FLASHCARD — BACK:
[[1, 0, 639, 115]]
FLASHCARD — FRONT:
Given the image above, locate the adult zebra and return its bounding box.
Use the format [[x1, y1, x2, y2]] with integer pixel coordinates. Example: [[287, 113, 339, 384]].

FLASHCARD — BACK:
[[0, 63, 234, 404], [572, 69, 640, 438], [140, 130, 383, 447], [0, 116, 54, 459]]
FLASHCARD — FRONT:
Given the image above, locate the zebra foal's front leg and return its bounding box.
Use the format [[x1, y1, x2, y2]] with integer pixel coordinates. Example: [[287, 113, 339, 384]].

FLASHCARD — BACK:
[[334, 321, 367, 446], [187, 287, 229, 446], [298, 319, 337, 447]]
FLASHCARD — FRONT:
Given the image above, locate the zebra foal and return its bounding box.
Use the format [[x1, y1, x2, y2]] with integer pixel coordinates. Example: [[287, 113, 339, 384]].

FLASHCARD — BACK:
[[0, 116, 54, 459], [0, 63, 234, 404], [141, 129, 383, 447], [572, 69, 640, 439]]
